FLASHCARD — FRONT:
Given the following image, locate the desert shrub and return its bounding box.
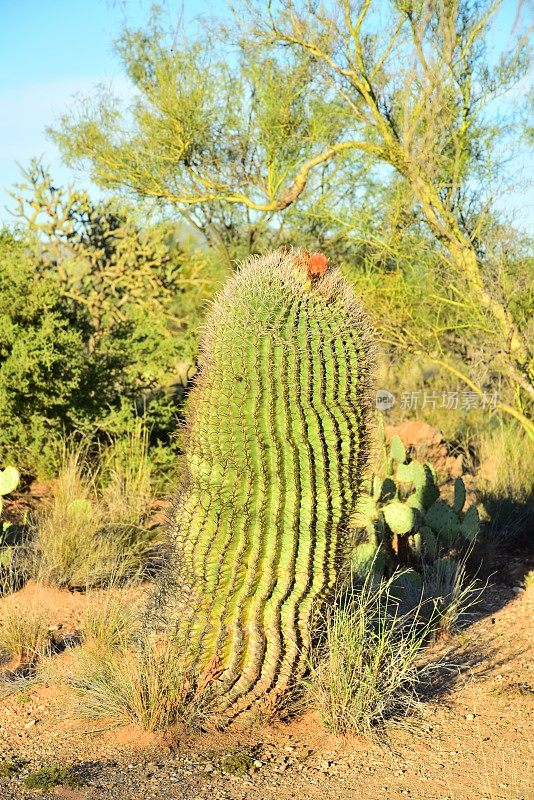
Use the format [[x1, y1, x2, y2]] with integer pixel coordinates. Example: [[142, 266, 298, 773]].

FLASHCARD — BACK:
[[306, 571, 437, 735], [0, 231, 88, 473], [32, 435, 163, 589], [1, 169, 227, 477], [0, 759, 23, 778]]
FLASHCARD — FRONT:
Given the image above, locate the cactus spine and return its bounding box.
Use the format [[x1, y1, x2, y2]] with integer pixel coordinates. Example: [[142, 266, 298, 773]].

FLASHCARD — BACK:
[[154, 249, 373, 718]]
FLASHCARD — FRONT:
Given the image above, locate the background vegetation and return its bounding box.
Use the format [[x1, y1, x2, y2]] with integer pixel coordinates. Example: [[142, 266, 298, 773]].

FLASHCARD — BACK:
[[1, 1, 532, 480], [0, 0, 532, 734]]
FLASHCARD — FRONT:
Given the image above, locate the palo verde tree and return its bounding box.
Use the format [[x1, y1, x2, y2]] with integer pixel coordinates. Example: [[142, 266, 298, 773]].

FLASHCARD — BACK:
[[51, 9, 356, 266], [51, 0, 534, 436]]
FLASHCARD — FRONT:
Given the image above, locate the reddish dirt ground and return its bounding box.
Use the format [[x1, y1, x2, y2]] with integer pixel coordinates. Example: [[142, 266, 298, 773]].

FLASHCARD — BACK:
[[0, 572, 532, 800]]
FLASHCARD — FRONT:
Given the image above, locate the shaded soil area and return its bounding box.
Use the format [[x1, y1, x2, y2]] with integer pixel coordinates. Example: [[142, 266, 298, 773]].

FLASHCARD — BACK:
[[0, 578, 532, 800]]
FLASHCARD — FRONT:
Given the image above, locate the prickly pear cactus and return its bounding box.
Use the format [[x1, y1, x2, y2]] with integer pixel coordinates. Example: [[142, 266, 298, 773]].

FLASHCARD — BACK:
[[0, 466, 20, 581], [0, 466, 19, 517], [351, 433, 480, 583], [151, 248, 374, 719]]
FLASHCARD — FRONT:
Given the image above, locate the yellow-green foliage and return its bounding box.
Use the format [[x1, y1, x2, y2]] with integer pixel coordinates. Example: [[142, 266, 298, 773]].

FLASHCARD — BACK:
[[477, 424, 534, 503]]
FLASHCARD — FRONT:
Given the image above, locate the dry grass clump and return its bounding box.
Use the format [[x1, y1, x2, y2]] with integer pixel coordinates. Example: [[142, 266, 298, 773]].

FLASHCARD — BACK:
[[477, 424, 534, 503], [422, 556, 484, 640], [0, 600, 50, 663], [36, 589, 199, 732], [306, 571, 437, 735], [47, 635, 200, 732], [98, 421, 155, 530], [32, 425, 163, 589], [80, 590, 141, 652]]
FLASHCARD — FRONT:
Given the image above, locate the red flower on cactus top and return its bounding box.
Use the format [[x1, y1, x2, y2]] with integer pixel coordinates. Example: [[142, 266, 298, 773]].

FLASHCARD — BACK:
[[299, 251, 329, 280]]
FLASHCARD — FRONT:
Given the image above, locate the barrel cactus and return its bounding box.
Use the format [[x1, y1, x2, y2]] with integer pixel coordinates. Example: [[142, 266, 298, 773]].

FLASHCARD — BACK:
[[151, 248, 374, 720]]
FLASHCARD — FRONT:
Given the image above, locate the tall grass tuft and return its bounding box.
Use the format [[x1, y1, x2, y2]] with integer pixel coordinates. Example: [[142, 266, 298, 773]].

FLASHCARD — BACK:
[[0, 600, 50, 664], [32, 428, 163, 589], [306, 571, 437, 735], [99, 420, 154, 529], [422, 555, 484, 639], [37, 586, 199, 732], [48, 636, 201, 732], [477, 423, 534, 504], [81, 590, 141, 652]]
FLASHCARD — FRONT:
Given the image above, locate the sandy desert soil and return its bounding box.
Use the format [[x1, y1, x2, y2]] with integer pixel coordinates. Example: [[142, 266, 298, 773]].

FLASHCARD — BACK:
[[0, 567, 532, 800]]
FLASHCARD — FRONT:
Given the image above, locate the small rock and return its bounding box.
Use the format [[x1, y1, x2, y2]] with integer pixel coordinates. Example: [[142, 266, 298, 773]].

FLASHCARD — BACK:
[[465, 713, 475, 720], [24, 719, 37, 729], [253, 760, 263, 768]]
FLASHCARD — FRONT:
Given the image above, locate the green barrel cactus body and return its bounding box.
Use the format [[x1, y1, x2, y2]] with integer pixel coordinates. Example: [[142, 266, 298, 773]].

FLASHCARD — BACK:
[[154, 249, 373, 718]]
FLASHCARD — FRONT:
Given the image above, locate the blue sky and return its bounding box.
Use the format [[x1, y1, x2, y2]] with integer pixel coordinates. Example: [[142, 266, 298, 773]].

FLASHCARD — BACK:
[[0, 0, 226, 223], [1, 0, 533, 231]]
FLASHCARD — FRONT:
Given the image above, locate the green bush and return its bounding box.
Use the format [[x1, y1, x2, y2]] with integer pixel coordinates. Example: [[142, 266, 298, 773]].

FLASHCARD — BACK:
[[0, 231, 87, 472], [0, 167, 226, 477]]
